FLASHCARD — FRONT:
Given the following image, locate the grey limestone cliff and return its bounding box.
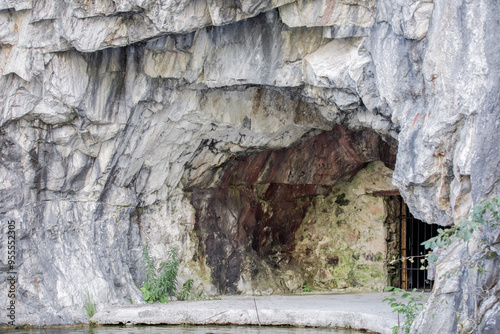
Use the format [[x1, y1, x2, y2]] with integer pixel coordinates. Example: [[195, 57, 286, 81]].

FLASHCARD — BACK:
[[0, 0, 499, 332]]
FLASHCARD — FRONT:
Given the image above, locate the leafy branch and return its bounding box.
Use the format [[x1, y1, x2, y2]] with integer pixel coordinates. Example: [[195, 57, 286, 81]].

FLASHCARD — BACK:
[[383, 287, 424, 334], [422, 195, 500, 258]]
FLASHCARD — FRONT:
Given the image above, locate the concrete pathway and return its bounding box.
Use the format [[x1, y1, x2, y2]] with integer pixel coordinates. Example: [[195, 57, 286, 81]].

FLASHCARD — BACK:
[[92, 293, 399, 334]]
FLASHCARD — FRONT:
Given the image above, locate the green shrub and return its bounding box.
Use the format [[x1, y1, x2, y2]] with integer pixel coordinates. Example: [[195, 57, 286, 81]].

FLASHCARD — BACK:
[[140, 245, 179, 303]]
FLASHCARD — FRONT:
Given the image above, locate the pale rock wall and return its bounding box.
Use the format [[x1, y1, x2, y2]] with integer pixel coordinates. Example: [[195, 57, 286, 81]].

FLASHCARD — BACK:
[[0, 0, 499, 332], [279, 0, 377, 38]]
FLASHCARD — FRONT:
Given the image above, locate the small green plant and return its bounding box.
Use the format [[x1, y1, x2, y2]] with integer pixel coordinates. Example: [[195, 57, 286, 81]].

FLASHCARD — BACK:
[[140, 244, 180, 303], [83, 292, 96, 319], [302, 284, 311, 292], [383, 287, 424, 334], [177, 279, 195, 301], [177, 279, 220, 301]]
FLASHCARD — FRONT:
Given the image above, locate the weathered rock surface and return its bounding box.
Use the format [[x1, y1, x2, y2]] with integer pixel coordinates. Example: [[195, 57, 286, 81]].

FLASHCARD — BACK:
[[0, 0, 499, 332], [279, 0, 377, 38]]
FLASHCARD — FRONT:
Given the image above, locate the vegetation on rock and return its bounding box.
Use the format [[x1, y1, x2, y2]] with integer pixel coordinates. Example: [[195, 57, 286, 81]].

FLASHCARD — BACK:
[[141, 245, 180, 303], [83, 292, 96, 319], [423, 195, 500, 257]]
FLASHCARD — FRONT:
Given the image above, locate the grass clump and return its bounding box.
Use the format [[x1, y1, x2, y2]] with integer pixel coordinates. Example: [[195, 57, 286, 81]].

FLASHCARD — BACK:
[[84, 292, 96, 319]]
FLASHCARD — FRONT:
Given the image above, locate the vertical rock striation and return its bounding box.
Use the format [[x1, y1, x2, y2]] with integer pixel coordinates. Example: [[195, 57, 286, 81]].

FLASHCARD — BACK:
[[0, 0, 499, 332]]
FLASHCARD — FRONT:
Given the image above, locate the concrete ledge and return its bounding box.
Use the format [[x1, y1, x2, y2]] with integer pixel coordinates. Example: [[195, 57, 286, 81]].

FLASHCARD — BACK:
[[92, 293, 398, 334]]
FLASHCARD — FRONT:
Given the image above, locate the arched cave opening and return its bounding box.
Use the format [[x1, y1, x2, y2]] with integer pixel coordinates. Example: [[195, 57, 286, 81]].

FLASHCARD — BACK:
[[187, 124, 416, 294]]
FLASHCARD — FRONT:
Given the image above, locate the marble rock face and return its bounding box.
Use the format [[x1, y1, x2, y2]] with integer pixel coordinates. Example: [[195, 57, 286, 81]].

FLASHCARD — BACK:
[[0, 0, 499, 332]]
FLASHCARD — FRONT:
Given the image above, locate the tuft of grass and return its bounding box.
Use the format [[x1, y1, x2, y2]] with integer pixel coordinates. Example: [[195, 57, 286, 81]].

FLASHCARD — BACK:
[[84, 292, 96, 319]]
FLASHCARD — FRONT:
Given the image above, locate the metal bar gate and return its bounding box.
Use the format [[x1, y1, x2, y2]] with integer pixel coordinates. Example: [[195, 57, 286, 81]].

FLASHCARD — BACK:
[[399, 198, 439, 291]]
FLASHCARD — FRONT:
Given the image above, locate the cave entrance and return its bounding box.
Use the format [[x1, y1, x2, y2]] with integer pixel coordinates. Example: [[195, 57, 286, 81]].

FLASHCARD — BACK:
[[190, 126, 400, 294], [398, 197, 439, 291]]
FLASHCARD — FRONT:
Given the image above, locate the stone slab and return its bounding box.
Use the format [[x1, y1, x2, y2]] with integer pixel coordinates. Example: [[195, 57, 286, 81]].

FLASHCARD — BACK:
[[91, 293, 399, 334]]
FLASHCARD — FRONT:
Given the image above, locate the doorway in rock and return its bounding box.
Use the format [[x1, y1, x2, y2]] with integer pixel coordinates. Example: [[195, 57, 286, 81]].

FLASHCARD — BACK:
[[189, 126, 399, 294], [399, 197, 439, 291]]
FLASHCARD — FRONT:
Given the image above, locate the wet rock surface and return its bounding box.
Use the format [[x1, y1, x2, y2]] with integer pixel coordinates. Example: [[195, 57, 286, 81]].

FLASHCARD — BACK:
[[0, 0, 499, 332]]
